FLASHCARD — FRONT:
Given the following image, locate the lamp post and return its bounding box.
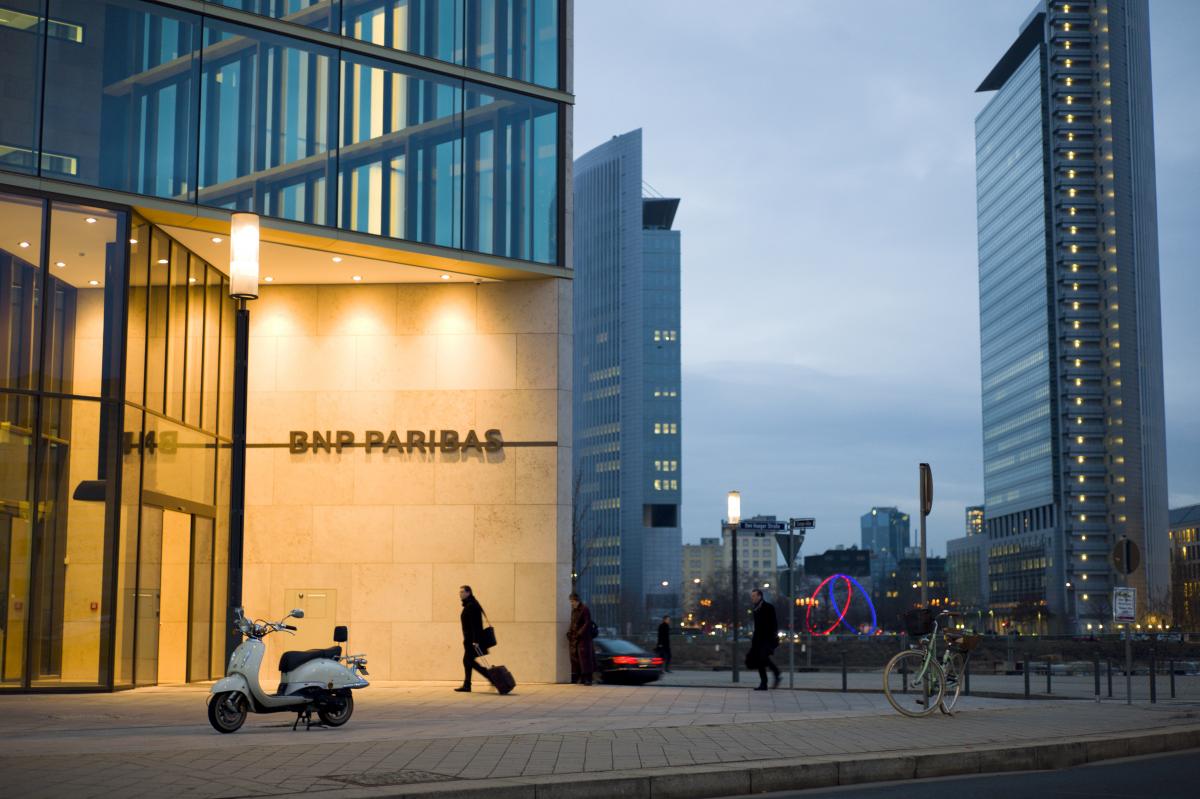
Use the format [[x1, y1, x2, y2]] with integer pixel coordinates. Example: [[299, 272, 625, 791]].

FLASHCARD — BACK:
[[226, 212, 259, 662], [727, 490, 741, 683]]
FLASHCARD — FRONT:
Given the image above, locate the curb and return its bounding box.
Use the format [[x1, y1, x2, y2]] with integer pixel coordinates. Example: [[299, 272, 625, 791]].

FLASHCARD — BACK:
[[324, 724, 1200, 799]]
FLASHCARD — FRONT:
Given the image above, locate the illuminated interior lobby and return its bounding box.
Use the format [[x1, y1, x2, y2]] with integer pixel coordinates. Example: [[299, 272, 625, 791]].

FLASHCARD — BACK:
[[0, 0, 573, 691]]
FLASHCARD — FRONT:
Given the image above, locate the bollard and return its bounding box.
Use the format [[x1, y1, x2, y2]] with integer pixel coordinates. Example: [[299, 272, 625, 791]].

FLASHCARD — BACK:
[[841, 652, 847, 692], [1024, 653, 1031, 699], [1107, 659, 1113, 698], [1149, 648, 1156, 704], [964, 657, 971, 696], [1046, 659, 1052, 694], [1170, 661, 1176, 699]]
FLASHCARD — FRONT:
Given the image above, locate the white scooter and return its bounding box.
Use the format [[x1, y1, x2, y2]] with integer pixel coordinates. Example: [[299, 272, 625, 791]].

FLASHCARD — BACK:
[[207, 607, 369, 734]]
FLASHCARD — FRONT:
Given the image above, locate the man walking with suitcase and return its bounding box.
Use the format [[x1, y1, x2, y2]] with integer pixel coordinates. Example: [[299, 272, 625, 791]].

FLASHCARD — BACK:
[[456, 585, 492, 692]]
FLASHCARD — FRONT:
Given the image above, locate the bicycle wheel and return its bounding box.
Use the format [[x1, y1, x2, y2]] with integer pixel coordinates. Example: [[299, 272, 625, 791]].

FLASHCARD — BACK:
[[939, 652, 965, 714], [883, 649, 946, 718]]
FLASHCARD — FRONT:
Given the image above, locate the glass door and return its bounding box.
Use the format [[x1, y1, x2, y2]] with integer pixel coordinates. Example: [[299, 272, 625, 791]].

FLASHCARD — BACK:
[[133, 505, 162, 686]]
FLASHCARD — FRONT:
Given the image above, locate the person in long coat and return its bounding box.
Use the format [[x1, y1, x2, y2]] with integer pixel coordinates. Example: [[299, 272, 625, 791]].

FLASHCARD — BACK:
[[748, 588, 781, 690], [567, 593, 596, 685], [456, 585, 491, 692], [656, 615, 673, 672]]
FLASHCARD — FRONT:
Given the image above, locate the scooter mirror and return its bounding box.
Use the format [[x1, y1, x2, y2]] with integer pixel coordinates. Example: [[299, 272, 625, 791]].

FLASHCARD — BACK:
[[291, 608, 305, 619]]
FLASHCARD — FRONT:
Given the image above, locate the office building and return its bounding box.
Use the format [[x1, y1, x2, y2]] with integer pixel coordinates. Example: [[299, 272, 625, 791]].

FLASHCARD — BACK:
[[1169, 505, 1200, 628], [681, 537, 721, 623], [572, 129, 682, 633], [974, 0, 1168, 632], [803, 547, 871, 580], [946, 534, 989, 617], [965, 505, 985, 537], [0, 0, 573, 692], [722, 516, 780, 597], [860, 507, 910, 597]]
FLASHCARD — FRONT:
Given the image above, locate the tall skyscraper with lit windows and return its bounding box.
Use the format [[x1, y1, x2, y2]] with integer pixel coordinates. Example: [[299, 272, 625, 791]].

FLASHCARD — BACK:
[[572, 129, 682, 633], [974, 0, 1168, 632]]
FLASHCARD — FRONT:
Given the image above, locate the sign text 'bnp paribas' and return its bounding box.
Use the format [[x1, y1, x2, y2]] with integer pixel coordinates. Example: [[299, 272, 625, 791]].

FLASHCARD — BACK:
[[289, 429, 504, 454]]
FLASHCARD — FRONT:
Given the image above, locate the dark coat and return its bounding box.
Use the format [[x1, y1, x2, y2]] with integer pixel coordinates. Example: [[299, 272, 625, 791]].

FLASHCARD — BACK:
[[750, 600, 779, 656], [657, 622, 671, 651], [461, 596, 485, 650], [568, 602, 595, 674], [567, 602, 592, 644]]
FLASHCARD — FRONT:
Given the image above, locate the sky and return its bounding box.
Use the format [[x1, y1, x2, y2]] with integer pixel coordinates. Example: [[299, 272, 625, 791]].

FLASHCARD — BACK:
[[572, 1, 1200, 558]]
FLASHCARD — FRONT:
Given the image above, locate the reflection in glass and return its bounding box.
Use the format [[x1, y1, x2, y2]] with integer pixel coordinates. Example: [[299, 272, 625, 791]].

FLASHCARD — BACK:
[[466, 0, 558, 88], [0, 0, 46, 175], [126, 220, 149, 405], [464, 84, 557, 263], [42, 0, 200, 200], [185, 256, 206, 428], [199, 20, 338, 226], [339, 54, 462, 247], [191, 516, 214, 680], [113, 407, 143, 687], [45, 203, 127, 399], [211, 443, 231, 676], [31, 398, 115, 687], [165, 242, 187, 420], [145, 230, 170, 414], [219, 278, 234, 440], [0, 192, 43, 395], [343, 0, 461, 63], [202, 266, 223, 434], [0, 389, 35, 687], [133, 504, 161, 685], [208, 0, 338, 31], [142, 415, 216, 507]]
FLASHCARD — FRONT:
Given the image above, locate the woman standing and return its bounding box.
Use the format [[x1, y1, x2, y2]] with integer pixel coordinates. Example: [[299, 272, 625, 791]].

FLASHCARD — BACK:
[[567, 593, 596, 685]]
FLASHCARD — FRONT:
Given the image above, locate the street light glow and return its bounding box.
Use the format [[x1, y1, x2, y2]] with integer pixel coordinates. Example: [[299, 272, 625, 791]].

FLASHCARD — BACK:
[[727, 490, 741, 524]]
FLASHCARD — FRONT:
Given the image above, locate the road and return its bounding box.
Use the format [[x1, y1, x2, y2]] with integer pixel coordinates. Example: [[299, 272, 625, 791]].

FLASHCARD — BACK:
[[720, 749, 1200, 798]]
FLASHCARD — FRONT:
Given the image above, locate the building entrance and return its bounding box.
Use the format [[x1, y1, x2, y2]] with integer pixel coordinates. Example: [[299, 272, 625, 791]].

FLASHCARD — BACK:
[[134, 505, 216, 686]]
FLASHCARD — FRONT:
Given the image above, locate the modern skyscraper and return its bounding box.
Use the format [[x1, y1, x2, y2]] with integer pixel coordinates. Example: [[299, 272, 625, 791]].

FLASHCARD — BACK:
[[572, 129, 682, 633], [965, 506, 985, 537], [860, 507, 910, 593], [975, 0, 1168, 631]]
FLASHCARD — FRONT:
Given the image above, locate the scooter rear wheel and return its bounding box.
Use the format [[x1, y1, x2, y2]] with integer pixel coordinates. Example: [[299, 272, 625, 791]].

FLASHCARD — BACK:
[[208, 691, 248, 733], [318, 691, 354, 727]]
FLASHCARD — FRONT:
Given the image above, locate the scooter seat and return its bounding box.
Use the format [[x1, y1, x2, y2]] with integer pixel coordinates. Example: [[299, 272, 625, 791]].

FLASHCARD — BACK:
[[279, 646, 341, 673]]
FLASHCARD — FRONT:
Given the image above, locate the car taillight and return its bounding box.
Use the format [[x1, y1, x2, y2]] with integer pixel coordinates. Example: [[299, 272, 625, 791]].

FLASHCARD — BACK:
[[611, 656, 639, 665], [650, 657, 664, 665]]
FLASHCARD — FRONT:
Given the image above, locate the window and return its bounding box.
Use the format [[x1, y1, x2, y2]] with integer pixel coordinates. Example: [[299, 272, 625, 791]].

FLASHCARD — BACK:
[[344, 0, 461, 62], [466, 0, 558, 88], [653, 422, 677, 435], [0, 0, 45, 176], [211, 0, 338, 31]]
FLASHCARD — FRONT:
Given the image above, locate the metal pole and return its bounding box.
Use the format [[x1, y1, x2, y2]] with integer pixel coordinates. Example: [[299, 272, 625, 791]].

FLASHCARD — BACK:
[[964, 656, 971, 695], [1107, 658, 1113, 698], [1093, 652, 1101, 702], [1149, 647, 1156, 704], [226, 301, 250, 664], [841, 652, 847, 692], [1024, 653, 1030, 699], [730, 524, 739, 684], [919, 470, 928, 607], [788, 564, 795, 690], [1046, 659, 1052, 694], [1125, 630, 1132, 705], [1170, 661, 1176, 699]]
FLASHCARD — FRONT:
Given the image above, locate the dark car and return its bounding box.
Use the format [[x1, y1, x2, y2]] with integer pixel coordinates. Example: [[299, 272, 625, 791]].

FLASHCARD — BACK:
[[593, 638, 663, 684]]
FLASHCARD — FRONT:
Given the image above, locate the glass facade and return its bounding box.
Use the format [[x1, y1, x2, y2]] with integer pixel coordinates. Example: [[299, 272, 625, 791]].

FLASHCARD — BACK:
[[975, 48, 1055, 517], [0, 189, 234, 690], [0, 0, 564, 265]]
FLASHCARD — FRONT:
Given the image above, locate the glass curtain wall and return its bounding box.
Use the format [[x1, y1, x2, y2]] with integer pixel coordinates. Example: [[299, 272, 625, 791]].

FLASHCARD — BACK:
[[2, 0, 563, 265], [0, 190, 233, 691]]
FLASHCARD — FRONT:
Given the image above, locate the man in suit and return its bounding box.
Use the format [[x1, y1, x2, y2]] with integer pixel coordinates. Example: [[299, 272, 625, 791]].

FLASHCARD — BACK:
[[748, 589, 781, 690], [456, 585, 491, 692], [656, 615, 673, 672]]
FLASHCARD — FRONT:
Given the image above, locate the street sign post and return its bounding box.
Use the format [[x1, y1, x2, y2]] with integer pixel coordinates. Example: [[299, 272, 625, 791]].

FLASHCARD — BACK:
[[1110, 537, 1141, 576], [1109, 537, 1141, 705], [739, 520, 787, 532], [789, 518, 816, 530], [772, 520, 814, 690], [919, 463, 933, 605]]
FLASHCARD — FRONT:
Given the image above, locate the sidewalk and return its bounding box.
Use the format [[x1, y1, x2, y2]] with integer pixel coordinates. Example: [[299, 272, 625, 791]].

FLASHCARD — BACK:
[[1, 680, 1197, 798]]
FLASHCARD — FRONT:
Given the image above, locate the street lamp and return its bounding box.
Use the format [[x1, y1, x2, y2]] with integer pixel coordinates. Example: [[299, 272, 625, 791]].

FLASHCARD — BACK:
[[226, 212, 260, 662], [727, 491, 741, 525], [725, 490, 742, 682]]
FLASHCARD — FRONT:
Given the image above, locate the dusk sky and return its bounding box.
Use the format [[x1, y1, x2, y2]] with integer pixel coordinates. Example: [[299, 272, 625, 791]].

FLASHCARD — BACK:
[[573, 1, 1200, 558]]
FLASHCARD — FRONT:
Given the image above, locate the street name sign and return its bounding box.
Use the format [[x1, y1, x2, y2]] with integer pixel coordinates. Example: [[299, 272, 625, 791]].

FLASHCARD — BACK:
[[739, 520, 787, 531], [1113, 587, 1137, 623], [789, 518, 816, 530]]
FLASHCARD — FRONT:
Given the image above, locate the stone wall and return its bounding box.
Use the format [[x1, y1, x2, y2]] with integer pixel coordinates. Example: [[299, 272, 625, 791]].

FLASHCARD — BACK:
[[242, 278, 572, 683]]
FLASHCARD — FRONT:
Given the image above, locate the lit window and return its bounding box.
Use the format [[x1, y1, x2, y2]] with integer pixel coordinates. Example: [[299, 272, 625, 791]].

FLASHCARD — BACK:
[[1067, 150, 1075, 159], [1075, 398, 1083, 406], [1070, 225, 1078, 234], [1066, 96, 1073, 106], [1068, 187, 1077, 197], [1069, 169, 1076, 178], [1073, 320, 1080, 329], [1072, 301, 1080, 310], [1069, 207, 1076, 216]]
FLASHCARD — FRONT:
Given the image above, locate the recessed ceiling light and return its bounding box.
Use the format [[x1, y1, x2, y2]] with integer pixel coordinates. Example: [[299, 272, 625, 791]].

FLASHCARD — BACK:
[[264, 276, 274, 282], [157, 258, 168, 264], [129, 238, 138, 245], [18, 241, 29, 248], [351, 275, 362, 282], [440, 274, 450, 280], [332, 256, 343, 263], [85, 217, 97, 224], [55, 261, 66, 267], [211, 236, 223, 244], [188, 277, 197, 283], [88, 280, 99, 286]]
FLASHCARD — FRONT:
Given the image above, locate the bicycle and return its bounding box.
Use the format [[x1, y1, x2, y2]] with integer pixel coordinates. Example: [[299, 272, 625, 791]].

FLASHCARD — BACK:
[[882, 609, 981, 717]]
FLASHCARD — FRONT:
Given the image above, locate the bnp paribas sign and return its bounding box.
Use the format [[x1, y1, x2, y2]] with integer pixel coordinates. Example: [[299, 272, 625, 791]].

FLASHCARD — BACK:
[[289, 429, 503, 454]]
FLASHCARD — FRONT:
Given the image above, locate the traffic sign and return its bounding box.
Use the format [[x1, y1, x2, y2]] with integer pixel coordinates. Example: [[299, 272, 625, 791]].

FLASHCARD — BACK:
[[739, 520, 787, 531], [920, 463, 933, 516], [1110, 537, 1141, 576], [790, 517, 816, 530], [775, 532, 805, 566], [1113, 587, 1137, 622]]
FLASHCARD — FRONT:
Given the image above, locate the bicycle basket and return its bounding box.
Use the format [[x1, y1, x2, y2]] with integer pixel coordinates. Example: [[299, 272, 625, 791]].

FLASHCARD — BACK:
[[902, 608, 934, 637], [950, 633, 982, 652]]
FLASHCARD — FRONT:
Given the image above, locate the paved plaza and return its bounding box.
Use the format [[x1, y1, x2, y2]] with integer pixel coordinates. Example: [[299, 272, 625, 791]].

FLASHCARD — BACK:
[[1, 678, 1199, 798]]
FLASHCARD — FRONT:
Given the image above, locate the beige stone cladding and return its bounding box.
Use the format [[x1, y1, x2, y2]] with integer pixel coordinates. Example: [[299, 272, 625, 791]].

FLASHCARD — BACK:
[[244, 278, 572, 683]]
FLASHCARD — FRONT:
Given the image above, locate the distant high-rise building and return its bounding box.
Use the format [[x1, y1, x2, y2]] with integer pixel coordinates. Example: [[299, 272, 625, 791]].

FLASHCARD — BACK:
[[861, 507, 910, 593], [682, 538, 723, 623], [974, 0, 1169, 632], [1168, 505, 1200, 628], [965, 506, 985, 537], [723, 516, 781, 597], [573, 129, 682, 633]]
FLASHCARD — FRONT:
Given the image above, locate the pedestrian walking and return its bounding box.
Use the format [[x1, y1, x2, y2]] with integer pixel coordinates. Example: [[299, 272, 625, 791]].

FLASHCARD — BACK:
[[567, 593, 597, 685], [456, 585, 493, 692], [747, 589, 781, 690], [656, 615, 673, 672]]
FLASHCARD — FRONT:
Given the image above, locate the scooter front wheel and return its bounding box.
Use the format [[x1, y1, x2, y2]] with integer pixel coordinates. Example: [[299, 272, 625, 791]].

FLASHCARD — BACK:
[[208, 691, 248, 733]]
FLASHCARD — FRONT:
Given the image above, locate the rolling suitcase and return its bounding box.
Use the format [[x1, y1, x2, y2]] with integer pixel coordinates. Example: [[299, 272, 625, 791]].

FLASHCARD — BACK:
[[474, 645, 516, 694]]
